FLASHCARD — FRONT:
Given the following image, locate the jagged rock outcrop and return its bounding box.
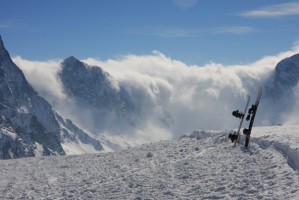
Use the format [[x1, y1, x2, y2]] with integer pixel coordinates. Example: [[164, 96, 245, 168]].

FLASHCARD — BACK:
[[262, 53, 299, 124], [59, 56, 139, 125], [266, 53, 299, 98], [0, 35, 66, 159], [0, 36, 104, 159]]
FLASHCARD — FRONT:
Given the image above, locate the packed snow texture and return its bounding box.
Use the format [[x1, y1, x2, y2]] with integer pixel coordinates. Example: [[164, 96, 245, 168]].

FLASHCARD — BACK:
[[0, 125, 298, 199]]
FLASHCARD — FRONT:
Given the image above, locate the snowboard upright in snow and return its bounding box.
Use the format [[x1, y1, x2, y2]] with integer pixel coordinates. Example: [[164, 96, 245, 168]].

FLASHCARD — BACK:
[[243, 87, 263, 147], [235, 95, 250, 146], [230, 95, 250, 146]]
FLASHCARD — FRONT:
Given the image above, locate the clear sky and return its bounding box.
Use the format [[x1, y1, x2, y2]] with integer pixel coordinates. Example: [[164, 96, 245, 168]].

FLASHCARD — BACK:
[[1, 0, 299, 65]]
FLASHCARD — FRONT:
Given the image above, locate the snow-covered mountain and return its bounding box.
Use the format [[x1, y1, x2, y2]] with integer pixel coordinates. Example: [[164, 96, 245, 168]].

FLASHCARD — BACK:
[[262, 53, 299, 124], [269, 53, 299, 94], [0, 124, 298, 199], [59, 56, 139, 126], [0, 35, 65, 158], [56, 56, 171, 147], [0, 36, 104, 159]]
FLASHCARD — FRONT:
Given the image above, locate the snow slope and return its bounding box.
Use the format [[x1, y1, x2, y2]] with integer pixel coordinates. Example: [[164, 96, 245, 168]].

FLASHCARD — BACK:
[[0, 125, 299, 199]]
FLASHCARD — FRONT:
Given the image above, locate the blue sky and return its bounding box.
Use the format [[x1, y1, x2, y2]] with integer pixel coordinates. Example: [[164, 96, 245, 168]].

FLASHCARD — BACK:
[[1, 0, 299, 65]]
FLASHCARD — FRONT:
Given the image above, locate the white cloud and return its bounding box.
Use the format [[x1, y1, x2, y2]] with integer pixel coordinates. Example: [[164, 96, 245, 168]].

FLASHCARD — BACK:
[[240, 2, 299, 17], [12, 56, 66, 102], [82, 43, 299, 134], [13, 42, 299, 143]]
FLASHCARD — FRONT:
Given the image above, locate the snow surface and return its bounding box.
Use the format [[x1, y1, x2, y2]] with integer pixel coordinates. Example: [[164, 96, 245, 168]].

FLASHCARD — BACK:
[[61, 140, 100, 155], [0, 125, 299, 199]]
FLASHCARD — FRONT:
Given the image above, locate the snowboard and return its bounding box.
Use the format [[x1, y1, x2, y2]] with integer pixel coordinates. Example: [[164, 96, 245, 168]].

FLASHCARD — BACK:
[[229, 95, 250, 146], [243, 87, 263, 147]]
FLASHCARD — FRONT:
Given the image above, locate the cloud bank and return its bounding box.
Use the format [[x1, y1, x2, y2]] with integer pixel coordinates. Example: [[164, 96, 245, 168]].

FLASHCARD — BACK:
[[13, 42, 299, 143]]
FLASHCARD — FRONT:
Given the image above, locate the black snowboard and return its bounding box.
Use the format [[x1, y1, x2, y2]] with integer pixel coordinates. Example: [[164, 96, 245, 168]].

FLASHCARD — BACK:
[[243, 87, 263, 147], [229, 95, 250, 146]]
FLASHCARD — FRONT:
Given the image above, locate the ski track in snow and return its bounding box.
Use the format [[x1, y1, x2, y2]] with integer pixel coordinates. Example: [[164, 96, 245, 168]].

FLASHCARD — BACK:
[[0, 125, 299, 199]]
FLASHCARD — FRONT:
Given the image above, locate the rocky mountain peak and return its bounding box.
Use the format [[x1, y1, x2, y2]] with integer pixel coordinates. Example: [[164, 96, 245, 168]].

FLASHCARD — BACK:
[[0, 36, 66, 159], [263, 53, 299, 124], [0, 37, 106, 159], [0, 35, 11, 63], [0, 35, 3, 49], [59, 57, 138, 127], [274, 53, 299, 88], [62, 56, 82, 66], [59, 57, 117, 107]]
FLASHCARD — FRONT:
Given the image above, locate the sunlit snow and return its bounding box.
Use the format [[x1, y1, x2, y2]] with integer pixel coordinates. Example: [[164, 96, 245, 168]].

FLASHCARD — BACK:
[[0, 125, 298, 199]]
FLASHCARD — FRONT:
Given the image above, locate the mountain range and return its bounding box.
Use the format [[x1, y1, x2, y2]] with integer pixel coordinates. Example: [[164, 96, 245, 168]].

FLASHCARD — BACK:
[[1, 35, 299, 159]]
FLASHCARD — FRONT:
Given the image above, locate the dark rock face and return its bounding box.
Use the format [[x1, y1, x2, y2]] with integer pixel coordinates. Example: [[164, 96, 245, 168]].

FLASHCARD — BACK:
[[268, 54, 299, 94], [0, 36, 106, 159], [59, 56, 138, 125], [0, 35, 65, 159], [265, 53, 299, 100], [261, 53, 299, 124]]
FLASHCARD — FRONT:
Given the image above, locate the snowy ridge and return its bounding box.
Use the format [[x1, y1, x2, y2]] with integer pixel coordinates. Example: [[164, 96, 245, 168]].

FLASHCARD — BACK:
[[0, 125, 298, 199], [54, 112, 104, 154], [0, 35, 65, 158]]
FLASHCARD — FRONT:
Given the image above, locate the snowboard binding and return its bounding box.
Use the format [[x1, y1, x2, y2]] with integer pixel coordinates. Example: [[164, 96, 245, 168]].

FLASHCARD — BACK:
[[246, 105, 257, 121], [243, 128, 250, 135], [232, 110, 245, 119], [228, 133, 238, 143], [248, 105, 257, 114], [246, 114, 251, 121]]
